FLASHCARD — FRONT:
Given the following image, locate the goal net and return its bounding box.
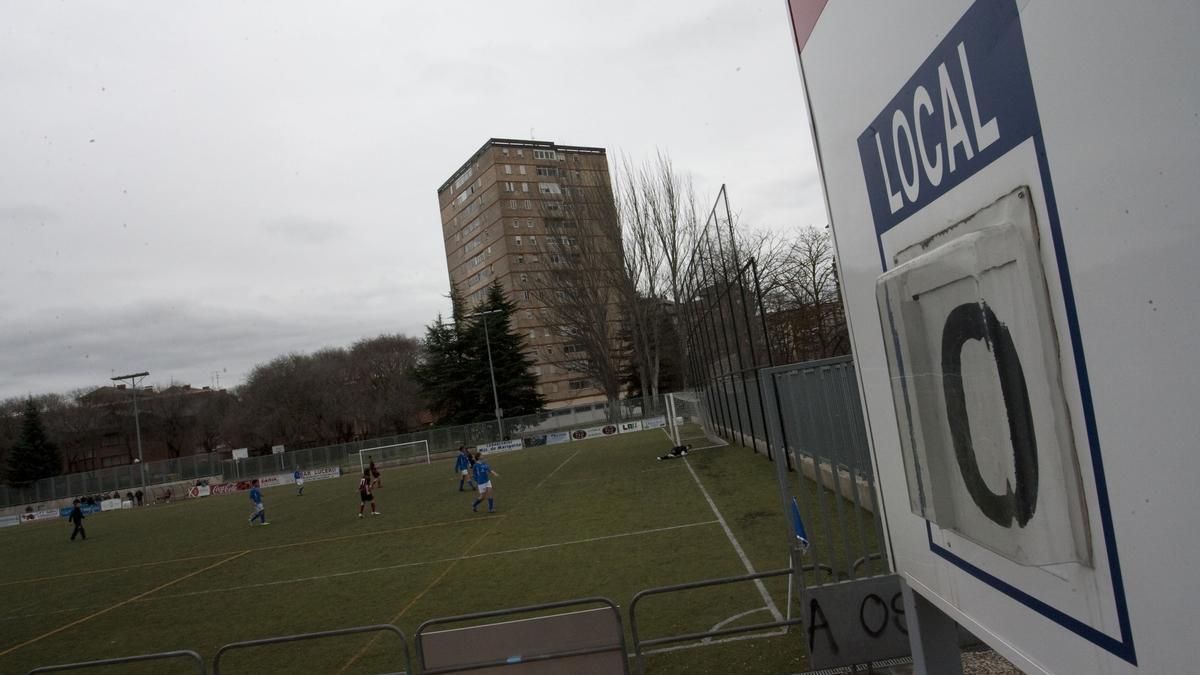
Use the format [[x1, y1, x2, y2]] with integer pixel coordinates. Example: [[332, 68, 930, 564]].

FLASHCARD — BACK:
[[665, 391, 725, 450], [356, 440, 430, 476]]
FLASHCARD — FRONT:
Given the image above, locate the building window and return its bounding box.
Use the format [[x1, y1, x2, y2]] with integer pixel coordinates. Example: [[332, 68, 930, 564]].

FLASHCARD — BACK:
[[568, 379, 589, 390], [517, 148, 524, 157], [536, 166, 560, 177], [526, 219, 534, 228], [503, 181, 515, 192], [501, 147, 509, 155], [524, 199, 532, 210], [545, 202, 561, 212], [515, 236, 522, 246], [528, 235, 535, 245], [529, 331, 536, 341], [516, 255, 524, 264], [526, 310, 533, 319], [509, 199, 518, 209], [538, 182, 561, 195], [520, 273, 528, 283], [522, 291, 530, 300], [522, 182, 529, 193], [534, 149, 558, 160], [550, 254, 563, 264], [505, 165, 513, 175], [518, 165, 527, 175], [453, 166, 474, 191]]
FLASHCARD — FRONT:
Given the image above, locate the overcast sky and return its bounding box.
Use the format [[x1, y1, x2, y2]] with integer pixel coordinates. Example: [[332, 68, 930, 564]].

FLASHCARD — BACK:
[[0, 1, 824, 401]]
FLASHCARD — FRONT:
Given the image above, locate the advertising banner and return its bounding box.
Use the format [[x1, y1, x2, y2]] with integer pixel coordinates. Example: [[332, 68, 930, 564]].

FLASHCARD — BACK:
[[209, 482, 248, 495], [546, 431, 570, 445], [523, 435, 547, 447], [53, 505, 98, 519], [619, 420, 643, 433], [0, 515, 20, 528], [480, 439, 524, 454], [302, 467, 340, 482], [187, 485, 211, 498], [100, 498, 123, 512], [644, 416, 667, 430]]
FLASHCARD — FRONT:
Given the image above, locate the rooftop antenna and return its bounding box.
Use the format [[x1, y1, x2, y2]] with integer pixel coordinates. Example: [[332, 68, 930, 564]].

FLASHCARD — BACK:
[[530, 127, 535, 140]]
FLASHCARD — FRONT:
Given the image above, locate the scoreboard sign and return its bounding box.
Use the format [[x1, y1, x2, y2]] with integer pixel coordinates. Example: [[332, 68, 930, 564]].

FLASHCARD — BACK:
[[791, 0, 1200, 672]]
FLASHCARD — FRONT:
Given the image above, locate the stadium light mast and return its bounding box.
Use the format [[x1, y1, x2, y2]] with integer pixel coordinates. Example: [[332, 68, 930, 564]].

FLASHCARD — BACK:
[[464, 309, 505, 440], [111, 371, 149, 493]]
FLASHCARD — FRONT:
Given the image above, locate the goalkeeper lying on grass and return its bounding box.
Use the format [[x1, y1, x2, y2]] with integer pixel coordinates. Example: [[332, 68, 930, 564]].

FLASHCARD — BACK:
[[657, 444, 692, 461]]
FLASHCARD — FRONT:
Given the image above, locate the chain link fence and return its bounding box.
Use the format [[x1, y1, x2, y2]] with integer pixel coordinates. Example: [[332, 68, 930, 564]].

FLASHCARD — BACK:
[[1, 396, 663, 509]]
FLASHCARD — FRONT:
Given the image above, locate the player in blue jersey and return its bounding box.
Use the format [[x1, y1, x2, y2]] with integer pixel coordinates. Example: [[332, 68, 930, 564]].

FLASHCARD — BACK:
[[471, 452, 499, 513], [248, 479, 268, 525], [454, 446, 476, 491], [293, 467, 304, 496]]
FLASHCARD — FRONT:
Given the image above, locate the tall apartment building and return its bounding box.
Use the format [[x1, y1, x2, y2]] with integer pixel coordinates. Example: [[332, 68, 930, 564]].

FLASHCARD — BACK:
[[437, 138, 619, 409]]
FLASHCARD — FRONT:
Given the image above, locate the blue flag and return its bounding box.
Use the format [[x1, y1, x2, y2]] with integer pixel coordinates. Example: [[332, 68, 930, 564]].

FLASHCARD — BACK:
[[790, 497, 810, 552]]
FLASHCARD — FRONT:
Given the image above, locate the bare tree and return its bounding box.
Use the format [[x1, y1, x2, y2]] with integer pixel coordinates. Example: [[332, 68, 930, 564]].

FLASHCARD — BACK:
[[764, 226, 849, 362], [534, 163, 629, 411], [615, 152, 701, 405], [348, 334, 423, 435]]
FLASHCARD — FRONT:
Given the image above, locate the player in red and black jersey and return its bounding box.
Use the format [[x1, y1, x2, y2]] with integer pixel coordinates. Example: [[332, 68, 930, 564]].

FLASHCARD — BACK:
[[368, 458, 382, 489], [358, 469, 379, 518]]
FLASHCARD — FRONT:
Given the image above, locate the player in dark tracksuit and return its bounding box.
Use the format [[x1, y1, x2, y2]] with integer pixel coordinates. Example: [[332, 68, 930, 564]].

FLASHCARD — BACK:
[[455, 447, 476, 491], [69, 499, 86, 541]]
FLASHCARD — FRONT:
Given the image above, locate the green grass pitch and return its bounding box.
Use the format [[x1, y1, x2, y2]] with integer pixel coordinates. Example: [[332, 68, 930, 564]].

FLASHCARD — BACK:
[[0, 428, 873, 674]]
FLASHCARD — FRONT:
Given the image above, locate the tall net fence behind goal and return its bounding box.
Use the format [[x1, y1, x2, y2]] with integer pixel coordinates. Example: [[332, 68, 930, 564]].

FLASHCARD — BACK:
[[665, 391, 727, 450], [356, 440, 430, 476]]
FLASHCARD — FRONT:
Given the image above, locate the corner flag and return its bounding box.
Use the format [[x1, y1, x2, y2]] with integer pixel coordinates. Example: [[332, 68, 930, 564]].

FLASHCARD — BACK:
[[790, 497, 810, 553]]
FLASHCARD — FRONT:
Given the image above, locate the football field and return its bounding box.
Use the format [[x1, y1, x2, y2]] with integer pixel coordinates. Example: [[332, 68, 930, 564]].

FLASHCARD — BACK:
[[0, 428, 867, 674]]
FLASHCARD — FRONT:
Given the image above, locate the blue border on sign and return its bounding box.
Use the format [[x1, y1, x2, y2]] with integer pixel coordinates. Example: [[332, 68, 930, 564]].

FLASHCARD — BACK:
[[861, 0, 1136, 664]]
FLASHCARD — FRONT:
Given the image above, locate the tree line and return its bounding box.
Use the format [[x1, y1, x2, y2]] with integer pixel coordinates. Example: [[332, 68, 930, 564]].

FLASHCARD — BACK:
[[3, 153, 846, 485]]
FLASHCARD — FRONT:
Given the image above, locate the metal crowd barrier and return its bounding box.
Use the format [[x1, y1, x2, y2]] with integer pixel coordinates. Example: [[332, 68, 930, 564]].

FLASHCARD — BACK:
[[629, 568, 807, 675], [28, 649, 206, 674], [211, 624, 410, 675], [415, 597, 629, 674]]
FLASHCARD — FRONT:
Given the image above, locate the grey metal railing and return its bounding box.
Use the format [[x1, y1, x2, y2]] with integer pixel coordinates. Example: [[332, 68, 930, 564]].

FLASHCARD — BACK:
[[415, 597, 628, 674], [211, 624, 410, 675], [629, 568, 809, 675], [28, 649, 206, 674]]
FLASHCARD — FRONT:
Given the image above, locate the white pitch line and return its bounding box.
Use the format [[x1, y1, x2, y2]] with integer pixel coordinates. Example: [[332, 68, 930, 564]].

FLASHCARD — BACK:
[[683, 458, 784, 623], [0, 520, 720, 621], [636, 626, 789, 657]]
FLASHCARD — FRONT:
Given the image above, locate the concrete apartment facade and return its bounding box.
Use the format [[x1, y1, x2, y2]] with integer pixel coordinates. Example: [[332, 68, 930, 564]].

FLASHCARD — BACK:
[[436, 138, 618, 409]]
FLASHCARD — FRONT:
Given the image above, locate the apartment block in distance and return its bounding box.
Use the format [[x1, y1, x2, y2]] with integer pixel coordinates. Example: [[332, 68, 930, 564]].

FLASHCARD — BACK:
[[436, 138, 619, 409]]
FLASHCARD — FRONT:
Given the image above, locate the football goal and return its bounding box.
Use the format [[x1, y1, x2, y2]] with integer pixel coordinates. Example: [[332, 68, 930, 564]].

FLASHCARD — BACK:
[[356, 440, 430, 476], [665, 391, 726, 450]]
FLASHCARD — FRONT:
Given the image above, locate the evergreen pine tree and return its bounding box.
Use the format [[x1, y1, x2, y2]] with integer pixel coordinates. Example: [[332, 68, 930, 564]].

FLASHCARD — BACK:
[[412, 286, 475, 425], [5, 399, 62, 484], [414, 283, 546, 428], [465, 282, 545, 421]]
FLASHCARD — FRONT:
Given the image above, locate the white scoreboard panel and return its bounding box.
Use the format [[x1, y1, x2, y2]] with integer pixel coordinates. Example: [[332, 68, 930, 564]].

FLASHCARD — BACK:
[[789, 1, 1200, 673]]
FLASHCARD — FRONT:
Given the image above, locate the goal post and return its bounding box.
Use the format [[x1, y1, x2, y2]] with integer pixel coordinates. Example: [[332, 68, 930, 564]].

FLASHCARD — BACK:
[[665, 391, 721, 449], [356, 440, 430, 475]]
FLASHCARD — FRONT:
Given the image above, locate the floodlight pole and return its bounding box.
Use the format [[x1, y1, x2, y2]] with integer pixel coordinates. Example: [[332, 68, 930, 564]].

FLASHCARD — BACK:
[[112, 371, 149, 494], [464, 309, 505, 440]]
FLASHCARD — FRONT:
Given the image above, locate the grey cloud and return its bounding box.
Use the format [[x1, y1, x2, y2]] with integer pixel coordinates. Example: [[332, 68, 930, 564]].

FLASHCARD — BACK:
[[262, 215, 350, 244]]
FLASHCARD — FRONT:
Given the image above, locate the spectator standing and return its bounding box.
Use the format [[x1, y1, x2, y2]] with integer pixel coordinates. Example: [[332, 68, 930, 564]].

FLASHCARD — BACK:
[[68, 499, 86, 541]]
